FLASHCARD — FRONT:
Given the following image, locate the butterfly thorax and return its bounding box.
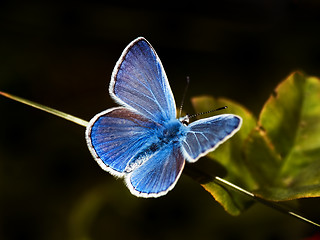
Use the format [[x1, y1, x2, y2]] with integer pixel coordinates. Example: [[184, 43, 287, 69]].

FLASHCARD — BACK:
[[158, 119, 186, 144], [124, 119, 186, 173]]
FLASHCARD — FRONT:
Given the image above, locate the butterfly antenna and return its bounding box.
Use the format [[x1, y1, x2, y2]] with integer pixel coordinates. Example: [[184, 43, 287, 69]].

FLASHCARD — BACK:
[[179, 76, 190, 118], [188, 106, 228, 119]]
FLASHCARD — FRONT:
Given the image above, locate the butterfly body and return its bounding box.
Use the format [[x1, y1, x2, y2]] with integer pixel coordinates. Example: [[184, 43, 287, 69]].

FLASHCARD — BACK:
[[125, 118, 186, 173], [86, 37, 242, 198]]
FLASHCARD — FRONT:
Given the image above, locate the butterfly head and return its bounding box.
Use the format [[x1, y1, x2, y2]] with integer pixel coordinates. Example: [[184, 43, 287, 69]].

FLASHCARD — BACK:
[[179, 115, 190, 126]]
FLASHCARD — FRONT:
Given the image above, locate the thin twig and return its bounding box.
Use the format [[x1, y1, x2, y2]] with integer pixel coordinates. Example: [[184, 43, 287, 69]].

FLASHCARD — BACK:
[[214, 176, 320, 228], [0, 91, 88, 127]]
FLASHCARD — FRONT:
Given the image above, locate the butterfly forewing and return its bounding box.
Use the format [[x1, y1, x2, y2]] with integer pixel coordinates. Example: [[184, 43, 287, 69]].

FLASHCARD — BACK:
[[110, 38, 176, 123], [182, 114, 242, 163]]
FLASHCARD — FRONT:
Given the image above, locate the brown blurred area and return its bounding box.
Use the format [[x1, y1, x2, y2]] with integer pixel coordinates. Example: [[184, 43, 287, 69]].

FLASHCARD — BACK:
[[1, 1, 320, 240]]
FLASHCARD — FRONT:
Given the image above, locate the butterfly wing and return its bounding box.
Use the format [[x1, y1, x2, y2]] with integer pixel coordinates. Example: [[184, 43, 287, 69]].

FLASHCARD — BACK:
[[86, 107, 159, 177], [110, 37, 176, 123], [126, 144, 185, 197], [181, 114, 242, 163]]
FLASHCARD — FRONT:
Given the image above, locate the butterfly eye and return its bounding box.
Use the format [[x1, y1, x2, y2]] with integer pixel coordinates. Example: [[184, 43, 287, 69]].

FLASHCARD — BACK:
[[179, 115, 190, 126]]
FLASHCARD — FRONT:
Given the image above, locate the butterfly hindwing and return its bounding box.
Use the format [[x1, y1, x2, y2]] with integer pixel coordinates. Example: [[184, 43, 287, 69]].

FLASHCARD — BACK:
[[86, 107, 159, 177], [110, 37, 176, 123], [182, 114, 242, 163], [126, 144, 185, 197]]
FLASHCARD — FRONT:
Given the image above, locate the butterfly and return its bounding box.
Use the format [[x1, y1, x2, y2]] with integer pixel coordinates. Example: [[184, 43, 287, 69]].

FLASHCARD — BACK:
[[85, 37, 242, 198]]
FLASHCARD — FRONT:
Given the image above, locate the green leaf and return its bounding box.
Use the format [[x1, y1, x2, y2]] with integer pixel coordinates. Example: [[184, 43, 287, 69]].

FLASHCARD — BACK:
[[244, 72, 320, 201], [187, 96, 257, 215]]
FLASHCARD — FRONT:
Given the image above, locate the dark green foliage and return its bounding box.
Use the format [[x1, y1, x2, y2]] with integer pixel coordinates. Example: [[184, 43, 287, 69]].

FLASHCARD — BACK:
[[190, 72, 320, 215]]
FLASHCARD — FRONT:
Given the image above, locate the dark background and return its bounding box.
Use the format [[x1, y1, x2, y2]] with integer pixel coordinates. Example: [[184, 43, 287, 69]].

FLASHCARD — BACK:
[[1, 1, 320, 240]]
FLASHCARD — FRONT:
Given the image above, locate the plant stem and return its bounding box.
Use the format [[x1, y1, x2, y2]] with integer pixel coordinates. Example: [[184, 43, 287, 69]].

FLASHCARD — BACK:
[[0, 91, 88, 127], [214, 176, 320, 228]]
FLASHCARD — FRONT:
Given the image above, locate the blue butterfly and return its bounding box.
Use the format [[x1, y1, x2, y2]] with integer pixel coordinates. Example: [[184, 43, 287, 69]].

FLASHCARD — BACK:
[[86, 37, 242, 198]]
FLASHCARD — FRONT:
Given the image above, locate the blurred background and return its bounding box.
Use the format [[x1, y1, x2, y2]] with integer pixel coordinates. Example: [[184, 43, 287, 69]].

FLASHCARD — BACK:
[[1, 1, 320, 239]]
